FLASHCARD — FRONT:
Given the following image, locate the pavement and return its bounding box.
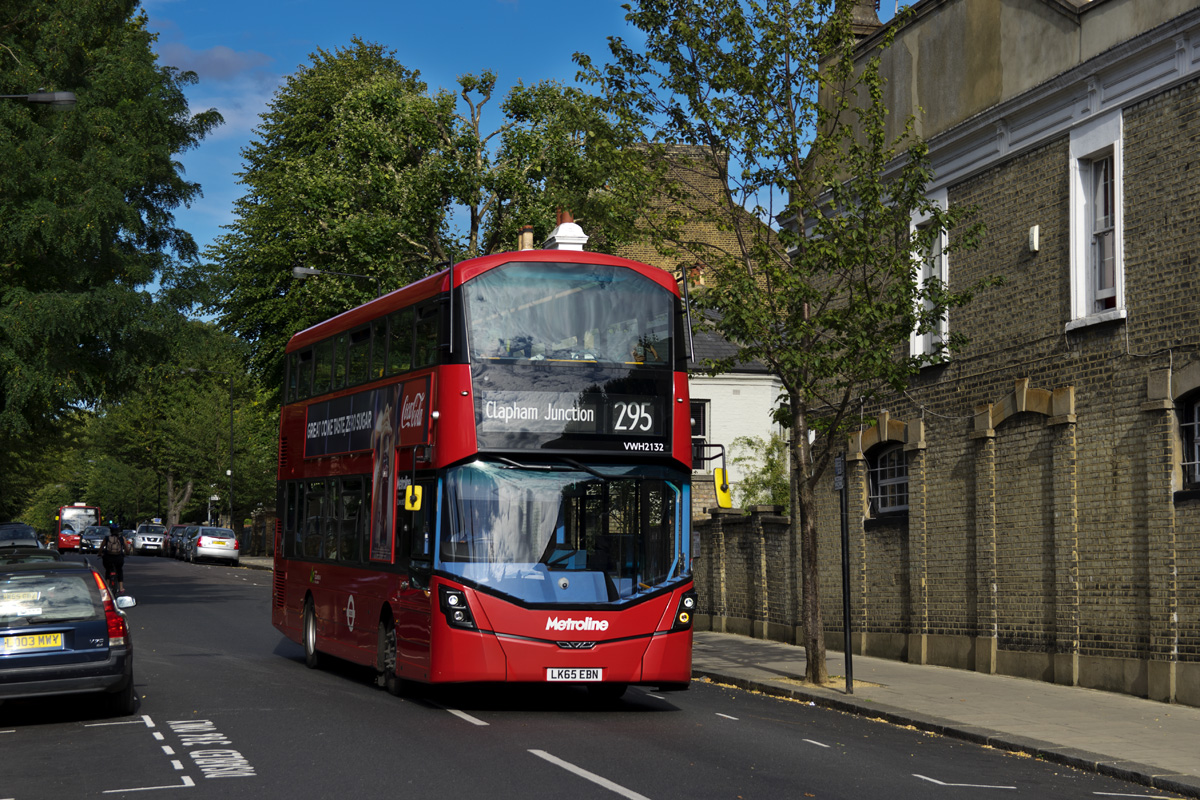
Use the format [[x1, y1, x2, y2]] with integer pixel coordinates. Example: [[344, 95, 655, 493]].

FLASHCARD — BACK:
[[236, 556, 1200, 797]]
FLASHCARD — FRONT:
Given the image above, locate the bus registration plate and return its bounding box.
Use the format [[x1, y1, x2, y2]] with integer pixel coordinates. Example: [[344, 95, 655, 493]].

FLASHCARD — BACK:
[[546, 667, 603, 682]]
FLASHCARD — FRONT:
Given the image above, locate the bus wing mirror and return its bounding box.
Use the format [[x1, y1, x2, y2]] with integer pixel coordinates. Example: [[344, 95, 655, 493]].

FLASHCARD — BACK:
[[404, 485, 423, 512], [409, 557, 432, 591], [714, 468, 732, 509]]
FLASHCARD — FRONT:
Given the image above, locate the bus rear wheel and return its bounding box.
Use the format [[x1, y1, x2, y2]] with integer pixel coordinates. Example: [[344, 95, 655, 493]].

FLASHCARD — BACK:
[[376, 619, 402, 696], [303, 599, 322, 669]]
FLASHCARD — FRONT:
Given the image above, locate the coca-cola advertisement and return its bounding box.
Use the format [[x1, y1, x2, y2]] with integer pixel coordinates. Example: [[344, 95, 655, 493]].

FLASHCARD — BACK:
[[398, 375, 430, 448]]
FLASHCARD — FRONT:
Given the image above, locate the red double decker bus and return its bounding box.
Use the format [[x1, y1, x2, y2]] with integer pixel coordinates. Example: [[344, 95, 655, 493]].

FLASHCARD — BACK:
[[56, 504, 101, 551], [272, 249, 705, 698]]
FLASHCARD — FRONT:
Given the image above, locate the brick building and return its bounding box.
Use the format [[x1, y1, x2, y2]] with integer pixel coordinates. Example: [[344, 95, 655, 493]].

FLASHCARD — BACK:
[[696, 0, 1200, 706]]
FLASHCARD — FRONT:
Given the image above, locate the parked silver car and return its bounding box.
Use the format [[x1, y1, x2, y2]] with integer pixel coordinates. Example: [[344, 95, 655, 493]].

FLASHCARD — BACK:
[[133, 523, 166, 555], [185, 527, 240, 566]]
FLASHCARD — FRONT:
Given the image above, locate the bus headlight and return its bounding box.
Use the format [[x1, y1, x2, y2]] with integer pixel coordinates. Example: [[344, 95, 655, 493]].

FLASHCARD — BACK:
[[671, 590, 698, 632], [439, 586, 477, 631]]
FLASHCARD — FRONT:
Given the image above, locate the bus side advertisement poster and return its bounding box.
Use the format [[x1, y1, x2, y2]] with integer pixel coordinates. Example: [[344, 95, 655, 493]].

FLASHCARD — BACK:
[[305, 376, 431, 459]]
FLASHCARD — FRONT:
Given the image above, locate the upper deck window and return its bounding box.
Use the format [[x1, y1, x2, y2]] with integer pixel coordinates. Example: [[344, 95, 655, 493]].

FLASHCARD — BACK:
[[463, 262, 673, 368]]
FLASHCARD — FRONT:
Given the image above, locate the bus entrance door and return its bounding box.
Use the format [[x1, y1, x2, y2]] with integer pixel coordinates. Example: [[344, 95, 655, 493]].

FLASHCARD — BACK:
[[393, 480, 433, 680]]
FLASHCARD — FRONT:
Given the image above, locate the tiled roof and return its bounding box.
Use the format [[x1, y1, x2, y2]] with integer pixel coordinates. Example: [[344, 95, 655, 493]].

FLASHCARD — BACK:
[[687, 327, 770, 374]]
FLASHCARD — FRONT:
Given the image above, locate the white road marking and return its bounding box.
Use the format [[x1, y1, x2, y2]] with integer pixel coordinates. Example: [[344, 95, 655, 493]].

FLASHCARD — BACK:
[[162, 745, 175, 755], [85, 719, 147, 727], [530, 750, 651, 800], [143, 714, 156, 728], [803, 739, 830, 748], [715, 713, 738, 720], [1093, 794, 1166, 798], [153, 732, 165, 741], [445, 708, 489, 726], [171, 760, 184, 771], [915, 774, 1016, 789], [102, 775, 195, 793], [645, 693, 665, 700]]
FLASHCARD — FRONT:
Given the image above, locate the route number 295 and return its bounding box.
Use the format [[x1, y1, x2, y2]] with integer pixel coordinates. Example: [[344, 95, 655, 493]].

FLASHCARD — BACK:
[[614, 401, 654, 432]]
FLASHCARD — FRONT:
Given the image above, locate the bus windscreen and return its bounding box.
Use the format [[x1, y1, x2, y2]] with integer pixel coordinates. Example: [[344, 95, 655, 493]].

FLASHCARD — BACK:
[[439, 460, 686, 604], [59, 506, 99, 532]]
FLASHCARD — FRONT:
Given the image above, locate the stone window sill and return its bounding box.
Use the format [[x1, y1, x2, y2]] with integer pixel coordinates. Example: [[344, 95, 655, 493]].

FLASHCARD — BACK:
[[864, 512, 908, 531], [1065, 308, 1126, 333]]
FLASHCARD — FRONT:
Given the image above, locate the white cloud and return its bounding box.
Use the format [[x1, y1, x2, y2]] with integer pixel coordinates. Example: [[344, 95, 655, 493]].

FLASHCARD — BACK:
[[185, 70, 280, 142], [157, 42, 273, 82]]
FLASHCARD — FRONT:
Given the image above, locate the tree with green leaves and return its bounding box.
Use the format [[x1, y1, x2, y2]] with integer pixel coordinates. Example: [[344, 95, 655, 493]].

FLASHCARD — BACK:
[[204, 39, 649, 396], [200, 39, 451, 394], [11, 412, 92, 532], [730, 433, 791, 512], [578, 0, 991, 683], [20, 483, 75, 540], [456, 72, 648, 257], [0, 0, 221, 443], [92, 320, 276, 529], [85, 453, 156, 526]]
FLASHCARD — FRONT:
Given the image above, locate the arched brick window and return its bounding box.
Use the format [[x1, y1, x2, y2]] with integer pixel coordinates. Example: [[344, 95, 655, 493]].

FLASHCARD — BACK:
[[868, 443, 908, 515], [1180, 392, 1200, 490]]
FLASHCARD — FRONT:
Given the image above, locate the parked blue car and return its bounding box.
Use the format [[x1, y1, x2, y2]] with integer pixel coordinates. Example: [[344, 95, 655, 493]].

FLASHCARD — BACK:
[[0, 560, 137, 715]]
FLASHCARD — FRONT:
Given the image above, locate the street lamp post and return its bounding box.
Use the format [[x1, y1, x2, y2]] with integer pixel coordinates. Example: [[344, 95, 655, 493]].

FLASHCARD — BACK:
[[183, 368, 234, 530], [292, 265, 382, 297], [0, 91, 77, 107]]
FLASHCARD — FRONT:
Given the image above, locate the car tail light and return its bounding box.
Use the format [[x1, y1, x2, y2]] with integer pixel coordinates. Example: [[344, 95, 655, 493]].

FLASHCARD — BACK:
[[91, 571, 128, 646], [234, 539, 240, 551]]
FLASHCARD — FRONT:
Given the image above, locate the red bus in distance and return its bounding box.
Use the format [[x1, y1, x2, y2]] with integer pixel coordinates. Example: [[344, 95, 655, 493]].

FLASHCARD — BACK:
[[272, 249, 699, 698], [56, 504, 100, 551]]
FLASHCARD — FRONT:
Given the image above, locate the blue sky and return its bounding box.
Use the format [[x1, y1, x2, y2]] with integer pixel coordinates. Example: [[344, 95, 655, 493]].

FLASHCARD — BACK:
[[143, 0, 899, 259]]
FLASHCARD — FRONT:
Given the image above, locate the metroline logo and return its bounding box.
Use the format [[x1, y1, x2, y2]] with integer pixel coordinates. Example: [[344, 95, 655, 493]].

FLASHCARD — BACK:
[[545, 616, 610, 632]]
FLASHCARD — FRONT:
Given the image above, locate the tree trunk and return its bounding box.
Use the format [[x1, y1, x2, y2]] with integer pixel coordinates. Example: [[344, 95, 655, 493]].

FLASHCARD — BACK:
[[794, 396, 828, 684], [164, 473, 194, 527]]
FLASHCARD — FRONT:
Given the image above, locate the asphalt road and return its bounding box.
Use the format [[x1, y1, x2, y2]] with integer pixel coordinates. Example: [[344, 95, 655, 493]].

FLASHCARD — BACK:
[[0, 555, 1179, 799]]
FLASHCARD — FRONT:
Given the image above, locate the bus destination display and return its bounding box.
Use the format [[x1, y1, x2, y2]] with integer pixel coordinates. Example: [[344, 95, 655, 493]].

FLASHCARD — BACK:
[[476, 389, 665, 441]]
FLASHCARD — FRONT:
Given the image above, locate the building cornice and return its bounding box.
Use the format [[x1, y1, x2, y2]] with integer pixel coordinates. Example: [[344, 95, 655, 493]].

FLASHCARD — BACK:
[[920, 8, 1200, 194]]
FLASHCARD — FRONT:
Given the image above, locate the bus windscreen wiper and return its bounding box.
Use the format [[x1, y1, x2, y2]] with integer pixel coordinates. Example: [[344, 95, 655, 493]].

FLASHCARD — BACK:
[[497, 455, 610, 481], [559, 457, 609, 481]]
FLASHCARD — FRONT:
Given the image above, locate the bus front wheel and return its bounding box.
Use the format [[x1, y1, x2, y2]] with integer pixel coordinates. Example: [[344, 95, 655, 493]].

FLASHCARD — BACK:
[[303, 599, 322, 669], [377, 619, 402, 696]]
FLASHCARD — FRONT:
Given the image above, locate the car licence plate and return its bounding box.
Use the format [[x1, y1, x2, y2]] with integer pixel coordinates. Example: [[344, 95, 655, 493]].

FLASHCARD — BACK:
[[3, 633, 63, 653], [211, 540, 228, 546], [546, 667, 603, 682]]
